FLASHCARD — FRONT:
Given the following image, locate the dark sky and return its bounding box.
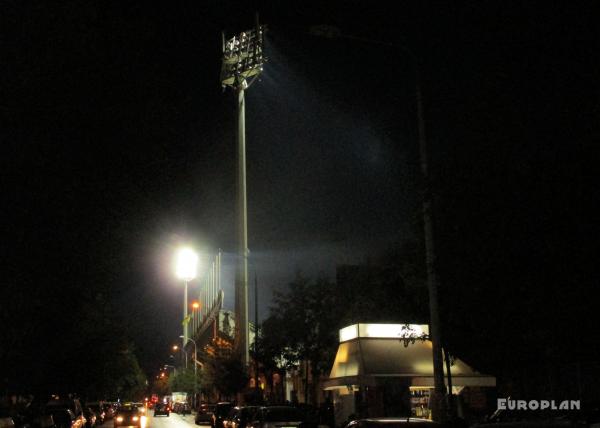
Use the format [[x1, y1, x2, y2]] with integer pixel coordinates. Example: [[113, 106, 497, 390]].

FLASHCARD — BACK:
[[3, 2, 598, 380]]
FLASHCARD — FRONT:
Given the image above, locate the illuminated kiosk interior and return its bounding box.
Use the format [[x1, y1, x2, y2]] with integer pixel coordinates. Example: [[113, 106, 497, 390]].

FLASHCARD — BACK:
[[324, 324, 496, 423]]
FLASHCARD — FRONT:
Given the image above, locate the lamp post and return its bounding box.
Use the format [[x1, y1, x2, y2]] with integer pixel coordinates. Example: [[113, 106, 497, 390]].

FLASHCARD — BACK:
[[172, 344, 187, 368], [180, 335, 198, 408], [176, 247, 198, 367], [164, 364, 177, 377], [308, 26, 447, 421], [192, 301, 200, 335], [220, 14, 266, 367]]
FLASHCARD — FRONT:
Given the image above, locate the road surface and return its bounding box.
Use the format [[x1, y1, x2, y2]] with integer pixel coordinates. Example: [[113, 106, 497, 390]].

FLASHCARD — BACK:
[[100, 412, 200, 428]]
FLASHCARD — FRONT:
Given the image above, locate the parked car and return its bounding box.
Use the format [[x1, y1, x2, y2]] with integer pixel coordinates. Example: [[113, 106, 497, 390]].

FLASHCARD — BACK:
[[247, 407, 309, 428], [195, 404, 216, 426], [83, 409, 97, 428], [212, 403, 233, 428], [86, 404, 105, 425], [102, 405, 115, 420], [113, 407, 142, 428], [224, 406, 260, 428], [31, 411, 55, 428], [153, 404, 170, 417], [6, 400, 54, 428], [45, 399, 83, 420], [345, 418, 443, 428], [44, 409, 86, 428], [0, 407, 15, 428]]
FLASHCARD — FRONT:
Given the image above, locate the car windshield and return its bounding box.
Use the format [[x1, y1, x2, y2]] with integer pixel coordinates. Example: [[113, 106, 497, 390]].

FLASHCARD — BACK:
[[263, 408, 303, 422], [216, 405, 232, 416], [117, 408, 139, 414]]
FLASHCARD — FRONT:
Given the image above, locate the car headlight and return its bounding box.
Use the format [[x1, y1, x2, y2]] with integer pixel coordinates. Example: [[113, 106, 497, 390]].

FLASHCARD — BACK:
[[116, 417, 124, 422], [132, 416, 139, 422]]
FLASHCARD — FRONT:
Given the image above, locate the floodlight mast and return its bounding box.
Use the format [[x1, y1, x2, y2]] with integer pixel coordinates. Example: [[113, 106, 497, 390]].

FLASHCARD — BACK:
[[220, 14, 266, 367]]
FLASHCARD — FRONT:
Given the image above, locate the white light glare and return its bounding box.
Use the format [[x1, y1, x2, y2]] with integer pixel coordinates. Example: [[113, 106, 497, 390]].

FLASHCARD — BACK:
[[175, 248, 198, 281]]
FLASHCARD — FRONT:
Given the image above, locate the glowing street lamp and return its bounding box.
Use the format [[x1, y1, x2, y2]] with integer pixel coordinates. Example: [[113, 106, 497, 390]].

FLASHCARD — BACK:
[[221, 14, 266, 367], [175, 247, 198, 366], [192, 301, 200, 333], [176, 248, 198, 282]]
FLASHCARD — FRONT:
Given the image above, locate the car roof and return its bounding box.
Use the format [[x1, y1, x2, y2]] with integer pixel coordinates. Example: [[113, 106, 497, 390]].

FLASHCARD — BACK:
[[261, 406, 298, 410]]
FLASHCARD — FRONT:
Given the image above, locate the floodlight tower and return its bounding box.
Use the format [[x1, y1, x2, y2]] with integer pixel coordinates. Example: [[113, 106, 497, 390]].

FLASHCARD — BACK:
[[220, 14, 266, 366]]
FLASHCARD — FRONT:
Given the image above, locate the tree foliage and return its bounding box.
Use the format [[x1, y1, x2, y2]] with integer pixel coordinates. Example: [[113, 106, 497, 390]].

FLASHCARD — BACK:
[[255, 273, 339, 404], [152, 374, 170, 397], [168, 367, 200, 395], [104, 344, 148, 401], [203, 354, 249, 399]]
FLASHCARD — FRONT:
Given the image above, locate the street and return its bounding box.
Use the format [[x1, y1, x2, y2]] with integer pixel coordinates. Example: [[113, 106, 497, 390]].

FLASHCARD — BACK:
[[100, 413, 199, 428]]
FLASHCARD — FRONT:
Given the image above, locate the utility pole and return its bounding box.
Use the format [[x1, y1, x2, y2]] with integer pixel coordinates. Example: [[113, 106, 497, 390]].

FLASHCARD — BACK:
[[307, 25, 447, 421], [254, 272, 260, 396], [221, 14, 266, 367], [415, 66, 447, 421]]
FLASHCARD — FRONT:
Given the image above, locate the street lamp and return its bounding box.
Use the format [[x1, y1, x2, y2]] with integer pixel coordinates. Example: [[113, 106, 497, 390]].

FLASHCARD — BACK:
[[192, 301, 200, 333], [180, 335, 198, 408], [171, 344, 186, 368], [175, 247, 198, 364], [221, 14, 266, 367], [164, 364, 177, 376], [308, 26, 447, 421]]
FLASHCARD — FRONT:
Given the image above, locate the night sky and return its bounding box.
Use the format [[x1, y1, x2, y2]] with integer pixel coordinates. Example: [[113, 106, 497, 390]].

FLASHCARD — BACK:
[[3, 2, 598, 385]]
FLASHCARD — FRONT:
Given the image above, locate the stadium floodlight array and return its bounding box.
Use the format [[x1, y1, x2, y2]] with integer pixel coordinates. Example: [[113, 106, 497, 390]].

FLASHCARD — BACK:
[[221, 24, 267, 88]]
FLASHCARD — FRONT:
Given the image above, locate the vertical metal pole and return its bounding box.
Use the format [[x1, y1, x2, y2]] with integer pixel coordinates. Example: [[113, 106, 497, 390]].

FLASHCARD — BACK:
[[444, 347, 454, 418], [236, 85, 250, 367], [184, 280, 189, 368], [416, 71, 446, 421], [193, 340, 197, 408], [200, 280, 204, 320], [213, 259, 216, 307], [254, 271, 259, 394], [217, 249, 221, 298], [217, 250, 222, 297]]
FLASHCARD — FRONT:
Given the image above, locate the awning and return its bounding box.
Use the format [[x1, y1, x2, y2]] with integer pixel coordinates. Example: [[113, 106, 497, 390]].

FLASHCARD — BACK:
[[324, 335, 495, 390]]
